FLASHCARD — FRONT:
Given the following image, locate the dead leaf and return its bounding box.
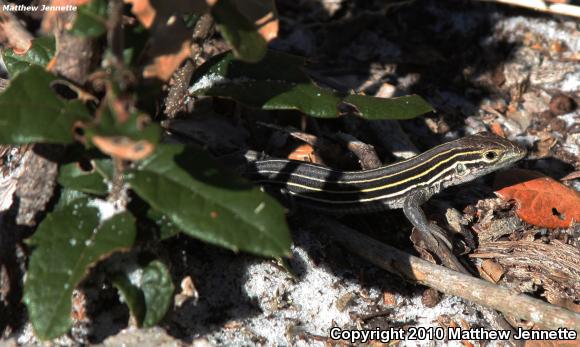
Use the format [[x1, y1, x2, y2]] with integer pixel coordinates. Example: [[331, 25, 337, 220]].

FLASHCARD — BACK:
[[125, 0, 157, 28], [287, 144, 321, 163], [126, 0, 277, 80], [231, 0, 279, 42], [495, 169, 580, 228], [142, 39, 192, 80], [124, 0, 209, 28], [489, 121, 506, 138], [92, 136, 155, 160], [382, 291, 397, 306], [478, 259, 505, 283], [125, 0, 208, 80]]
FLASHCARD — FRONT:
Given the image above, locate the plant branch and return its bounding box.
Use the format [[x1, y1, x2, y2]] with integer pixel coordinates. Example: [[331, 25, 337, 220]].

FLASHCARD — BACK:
[[310, 216, 580, 331]]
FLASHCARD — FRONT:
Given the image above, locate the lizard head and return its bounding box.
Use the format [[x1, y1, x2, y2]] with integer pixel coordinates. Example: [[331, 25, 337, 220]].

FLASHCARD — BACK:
[[441, 132, 527, 189]]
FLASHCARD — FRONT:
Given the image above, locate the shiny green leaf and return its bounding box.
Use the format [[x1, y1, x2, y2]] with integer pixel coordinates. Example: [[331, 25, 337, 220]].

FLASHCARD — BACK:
[[127, 144, 291, 257], [24, 198, 136, 340], [147, 208, 182, 240], [113, 260, 174, 327], [343, 94, 434, 120], [0, 66, 91, 144], [193, 80, 341, 118], [2, 36, 55, 77], [58, 161, 109, 195], [195, 50, 307, 82], [70, 0, 108, 37], [141, 261, 174, 327], [212, 0, 267, 62], [112, 273, 145, 325], [85, 91, 162, 145], [190, 51, 433, 119]]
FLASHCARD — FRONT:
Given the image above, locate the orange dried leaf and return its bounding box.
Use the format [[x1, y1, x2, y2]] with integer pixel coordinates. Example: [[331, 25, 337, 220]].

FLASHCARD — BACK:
[[125, 0, 208, 80], [489, 121, 505, 138], [479, 259, 504, 283], [142, 39, 191, 81], [231, 0, 279, 42], [256, 12, 278, 42], [125, 0, 209, 28], [495, 169, 580, 228], [382, 291, 397, 306], [92, 135, 154, 160], [125, 0, 157, 28], [287, 144, 321, 163]]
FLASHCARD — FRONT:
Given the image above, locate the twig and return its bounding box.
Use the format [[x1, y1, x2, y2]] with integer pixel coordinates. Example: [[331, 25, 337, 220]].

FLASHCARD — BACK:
[[310, 216, 580, 330], [480, 0, 580, 18], [355, 309, 395, 322], [0, 1, 33, 54], [107, 0, 125, 76], [334, 132, 382, 170], [256, 121, 320, 146]]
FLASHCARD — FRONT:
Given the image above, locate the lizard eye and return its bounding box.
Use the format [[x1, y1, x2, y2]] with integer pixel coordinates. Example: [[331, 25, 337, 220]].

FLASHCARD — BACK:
[[484, 151, 498, 161]]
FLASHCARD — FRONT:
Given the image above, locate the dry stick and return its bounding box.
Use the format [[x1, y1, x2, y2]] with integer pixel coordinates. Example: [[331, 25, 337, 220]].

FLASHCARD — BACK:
[[256, 121, 321, 146], [334, 132, 382, 170], [481, 0, 580, 18], [311, 217, 580, 331], [257, 123, 383, 169]]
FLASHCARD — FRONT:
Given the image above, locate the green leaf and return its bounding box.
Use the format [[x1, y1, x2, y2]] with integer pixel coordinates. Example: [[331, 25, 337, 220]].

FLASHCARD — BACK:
[[190, 51, 434, 119], [212, 0, 267, 62], [24, 198, 136, 340], [147, 208, 182, 240], [193, 80, 342, 118], [193, 50, 308, 84], [141, 261, 174, 327], [113, 260, 174, 328], [0, 66, 91, 144], [2, 36, 55, 77], [343, 94, 434, 120], [112, 273, 145, 324], [126, 144, 291, 257], [123, 24, 149, 67], [86, 91, 162, 145], [58, 161, 109, 195], [70, 0, 108, 37], [54, 189, 90, 211]]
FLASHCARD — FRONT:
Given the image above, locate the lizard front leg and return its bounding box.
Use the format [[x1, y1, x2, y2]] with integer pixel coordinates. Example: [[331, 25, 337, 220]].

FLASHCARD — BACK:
[[403, 190, 469, 274]]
